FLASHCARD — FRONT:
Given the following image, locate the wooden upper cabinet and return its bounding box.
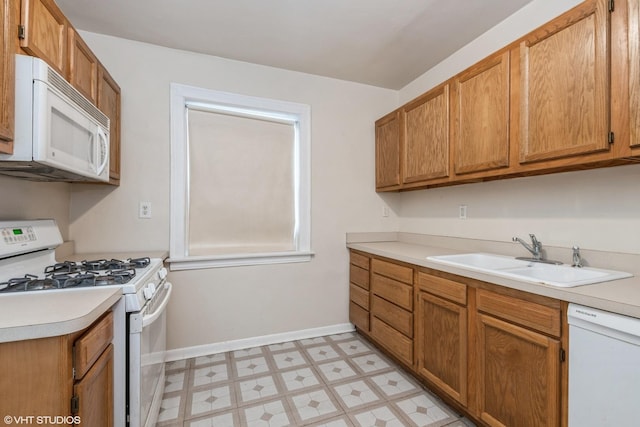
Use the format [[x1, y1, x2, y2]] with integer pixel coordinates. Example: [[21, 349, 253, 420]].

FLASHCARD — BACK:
[[375, 110, 401, 190], [452, 51, 510, 175], [402, 83, 449, 184], [20, 0, 68, 76], [97, 65, 121, 184], [518, 0, 610, 164], [628, 0, 640, 148], [0, 0, 15, 152], [68, 28, 98, 104]]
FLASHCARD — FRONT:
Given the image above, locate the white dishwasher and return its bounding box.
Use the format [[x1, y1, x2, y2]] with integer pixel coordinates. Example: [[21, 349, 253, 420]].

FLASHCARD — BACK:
[[568, 303, 640, 426]]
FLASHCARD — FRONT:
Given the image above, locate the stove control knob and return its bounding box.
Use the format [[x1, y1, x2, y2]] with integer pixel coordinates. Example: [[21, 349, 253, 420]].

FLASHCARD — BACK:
[[143, 283, 156, 301], [158, 267, 168, 280]]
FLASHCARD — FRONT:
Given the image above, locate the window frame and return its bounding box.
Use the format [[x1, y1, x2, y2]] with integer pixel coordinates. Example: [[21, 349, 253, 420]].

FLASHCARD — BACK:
[[168, 83, 312, 270]]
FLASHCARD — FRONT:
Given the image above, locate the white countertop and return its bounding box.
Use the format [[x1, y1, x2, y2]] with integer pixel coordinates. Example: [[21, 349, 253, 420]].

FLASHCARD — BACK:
[[347, 238, 640, 319], [0, 287, 122, 343]]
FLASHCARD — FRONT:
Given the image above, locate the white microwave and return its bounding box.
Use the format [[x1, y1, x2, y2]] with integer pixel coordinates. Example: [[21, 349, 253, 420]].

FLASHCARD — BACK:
[[0, 54, 110, 182]]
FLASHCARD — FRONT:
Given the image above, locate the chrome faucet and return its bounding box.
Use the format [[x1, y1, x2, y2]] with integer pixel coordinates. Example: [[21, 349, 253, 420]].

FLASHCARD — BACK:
[[572, 246, 583, 268], [512, 234, 542, 260]]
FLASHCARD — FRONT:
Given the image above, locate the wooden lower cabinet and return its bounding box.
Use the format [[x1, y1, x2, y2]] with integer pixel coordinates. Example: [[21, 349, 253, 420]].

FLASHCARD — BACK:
[[476, 313, 560, 427], [350, 254, 568, 427], [0, 310, 114, 426], [349, 250, 370, 332], [415, 289, 468, 406]]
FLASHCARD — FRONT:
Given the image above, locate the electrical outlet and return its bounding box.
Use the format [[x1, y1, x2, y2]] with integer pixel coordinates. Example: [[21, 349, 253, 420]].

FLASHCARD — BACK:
[[382, 206, 390, 217], [139, 201, 152, 219], [459, 204, 467, 220]]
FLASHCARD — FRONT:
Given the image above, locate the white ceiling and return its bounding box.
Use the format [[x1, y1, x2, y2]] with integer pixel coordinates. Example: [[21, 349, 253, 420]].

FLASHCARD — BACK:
[[56, 0, 533, 90]]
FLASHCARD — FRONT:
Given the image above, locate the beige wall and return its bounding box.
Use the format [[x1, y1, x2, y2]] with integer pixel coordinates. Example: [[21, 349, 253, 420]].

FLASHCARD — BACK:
[[0, 176, 70, 237], [71, 32, 399, 350]]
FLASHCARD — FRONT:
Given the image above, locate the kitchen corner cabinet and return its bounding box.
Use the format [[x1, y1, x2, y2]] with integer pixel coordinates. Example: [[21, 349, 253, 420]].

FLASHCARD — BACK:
[[0, 311, 114, 426], [516, 0, 610, 164], [0, 0, 14, 152], [97, 65, 122, 184], [349, 250, 370, 332], [415, 271, 468, 406], [370, 257, 414, 367], [19, 0, 68, 76], [375, 110, 402, 190]]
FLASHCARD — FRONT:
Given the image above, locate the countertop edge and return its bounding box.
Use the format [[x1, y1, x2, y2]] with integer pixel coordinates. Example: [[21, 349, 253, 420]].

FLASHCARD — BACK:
[[0, 288, 122, 343], [347, 240, 640, 319]]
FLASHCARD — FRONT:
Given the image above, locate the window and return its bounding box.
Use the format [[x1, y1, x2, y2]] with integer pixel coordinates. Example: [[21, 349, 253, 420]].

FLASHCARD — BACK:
[[169, 83, 311, 270]]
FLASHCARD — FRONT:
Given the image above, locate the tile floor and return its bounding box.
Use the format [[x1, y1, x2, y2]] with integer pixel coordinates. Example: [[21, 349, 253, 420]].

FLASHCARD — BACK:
[[156, 332, 476, 427]]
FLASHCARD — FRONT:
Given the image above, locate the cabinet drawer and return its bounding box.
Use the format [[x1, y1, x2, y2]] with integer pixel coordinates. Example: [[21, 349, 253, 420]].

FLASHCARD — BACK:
[[350, 251, 370, 270], [350, 301, 369, 331], [74, 311, 113, 380], [372, 274, 413, 311], [476, 289, 561, 337], [371, 317, 413, 366], [350, 264, 370, 290], [371, 258, 413, 284], [371, 295, 412, 338], [418, 272, 467, 305], [350, 283, 369, 309]]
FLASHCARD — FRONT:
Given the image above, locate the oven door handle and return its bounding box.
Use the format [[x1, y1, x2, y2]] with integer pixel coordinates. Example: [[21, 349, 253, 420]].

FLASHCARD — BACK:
[[142, 282, 172, 328]]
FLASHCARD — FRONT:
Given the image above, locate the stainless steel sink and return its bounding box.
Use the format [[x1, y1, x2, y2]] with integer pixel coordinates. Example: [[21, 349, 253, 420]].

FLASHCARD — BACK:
[[427, 253, 632, 287]]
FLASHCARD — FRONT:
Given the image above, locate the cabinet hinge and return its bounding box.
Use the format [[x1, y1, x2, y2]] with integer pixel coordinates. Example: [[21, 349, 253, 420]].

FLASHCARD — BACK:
[[560, 348, 566, 363], [609, 0, 615, 12], [608, 131, 615, 144], [70, 395, 79, 415], [17, 25, 25, 40]]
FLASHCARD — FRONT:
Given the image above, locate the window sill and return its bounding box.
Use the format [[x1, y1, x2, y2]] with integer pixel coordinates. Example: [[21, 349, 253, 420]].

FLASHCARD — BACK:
[[167, 251, 314, 271]]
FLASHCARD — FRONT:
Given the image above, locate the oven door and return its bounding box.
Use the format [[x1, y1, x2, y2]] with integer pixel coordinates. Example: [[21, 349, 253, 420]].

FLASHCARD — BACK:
[[128, 281, 172, 427]]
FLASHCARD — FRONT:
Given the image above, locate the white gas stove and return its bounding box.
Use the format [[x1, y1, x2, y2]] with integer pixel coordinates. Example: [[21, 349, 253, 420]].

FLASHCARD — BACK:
[[0, 219, 171, 427]]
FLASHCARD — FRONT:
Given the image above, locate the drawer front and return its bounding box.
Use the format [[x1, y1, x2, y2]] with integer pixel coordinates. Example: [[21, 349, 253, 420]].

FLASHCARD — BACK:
[[350, 264, 370, 290], [74, 310, 114, 380], [372, 274, 413, 311], [418, 272, 467, 305], [350, 251, 370, 270], [371, 295, 412, 338], [476, 289, 561, 337], [350, 283, 369, 310], [371, 317, 413, 366], [350, 301, 370, 331], [371, 258, 413, 284]]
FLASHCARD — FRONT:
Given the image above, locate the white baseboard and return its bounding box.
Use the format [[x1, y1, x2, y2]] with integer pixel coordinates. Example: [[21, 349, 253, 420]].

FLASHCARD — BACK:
[[165, 322, 356, 362]]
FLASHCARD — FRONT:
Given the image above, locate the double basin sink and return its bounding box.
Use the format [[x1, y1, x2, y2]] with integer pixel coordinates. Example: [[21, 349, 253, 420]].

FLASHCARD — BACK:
[[427, 253, 632, 288]]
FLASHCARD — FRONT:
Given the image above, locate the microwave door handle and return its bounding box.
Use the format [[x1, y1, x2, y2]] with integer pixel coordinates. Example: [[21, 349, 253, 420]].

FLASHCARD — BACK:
[[96, 127, 109, 176]]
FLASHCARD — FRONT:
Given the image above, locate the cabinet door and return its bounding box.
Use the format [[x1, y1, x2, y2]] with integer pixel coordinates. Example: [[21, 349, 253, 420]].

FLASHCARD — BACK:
[[68, 28, 98, 103], [452, 51, 510, 175], [20, 0, 68, 76], [415, 291, 467, 406], [97, 65, 121, 184], [477, 313, 560, 427], [74, 344, 113, 427], [375, 110, 401, 190], [518, 0, 610, 163], [0, 0, 14, 151], [402, 84, 449, 183], [629, 0, 640, 148]]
